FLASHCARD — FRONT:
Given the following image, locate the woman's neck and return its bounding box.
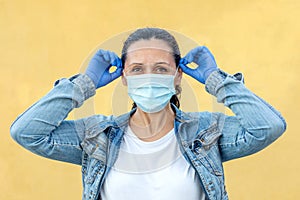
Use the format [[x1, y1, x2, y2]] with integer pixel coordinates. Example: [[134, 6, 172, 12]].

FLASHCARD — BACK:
[[129, 104, 175, 142]]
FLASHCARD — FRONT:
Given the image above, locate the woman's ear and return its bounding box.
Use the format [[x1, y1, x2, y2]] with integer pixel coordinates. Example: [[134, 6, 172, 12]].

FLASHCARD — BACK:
[[122, 73, 128, 86], [174, 68, 182, 86]]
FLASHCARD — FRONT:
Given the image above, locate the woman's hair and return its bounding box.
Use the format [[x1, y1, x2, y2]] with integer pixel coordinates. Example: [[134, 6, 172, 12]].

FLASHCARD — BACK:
[[121, 28, 181, 66], [121, 27, 182, 109]]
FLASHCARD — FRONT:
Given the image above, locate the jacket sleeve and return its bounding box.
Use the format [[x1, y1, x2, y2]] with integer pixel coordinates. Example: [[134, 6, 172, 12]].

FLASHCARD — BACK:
[[10, 74, 96, 165], [205, 70, 287, 162]]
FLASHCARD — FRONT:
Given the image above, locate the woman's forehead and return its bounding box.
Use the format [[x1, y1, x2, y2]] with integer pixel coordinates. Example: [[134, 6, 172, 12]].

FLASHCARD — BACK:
[[125, 48, 175, 65], [126, 39, 173, 54]]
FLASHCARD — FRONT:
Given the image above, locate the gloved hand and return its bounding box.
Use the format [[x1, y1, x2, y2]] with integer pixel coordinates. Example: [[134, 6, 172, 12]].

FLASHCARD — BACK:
[[85, 49, 123, 88], [179, 46, 218, 84]]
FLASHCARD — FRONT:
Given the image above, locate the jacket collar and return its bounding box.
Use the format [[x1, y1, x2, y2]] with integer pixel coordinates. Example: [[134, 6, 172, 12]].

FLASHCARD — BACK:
[[113, 104, 194, 129]]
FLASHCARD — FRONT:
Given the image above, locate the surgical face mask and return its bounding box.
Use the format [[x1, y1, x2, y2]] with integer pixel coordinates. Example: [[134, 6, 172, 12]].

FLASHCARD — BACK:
[[125, 72, 177, 113]]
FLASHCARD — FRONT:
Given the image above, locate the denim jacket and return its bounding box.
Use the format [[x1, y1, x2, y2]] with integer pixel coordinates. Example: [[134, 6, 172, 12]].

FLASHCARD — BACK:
[[10, 70, 286, 200]]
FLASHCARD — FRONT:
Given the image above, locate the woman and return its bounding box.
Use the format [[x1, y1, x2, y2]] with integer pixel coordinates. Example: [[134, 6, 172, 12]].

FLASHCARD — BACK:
[[10, 28, 286, 200]]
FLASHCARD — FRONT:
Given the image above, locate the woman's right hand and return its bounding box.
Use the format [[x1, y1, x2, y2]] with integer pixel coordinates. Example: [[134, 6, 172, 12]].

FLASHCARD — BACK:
[[85, 49, 123, 89]]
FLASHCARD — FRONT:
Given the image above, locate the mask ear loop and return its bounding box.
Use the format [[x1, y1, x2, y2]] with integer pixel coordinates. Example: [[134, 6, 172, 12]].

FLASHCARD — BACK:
[[123, 67, 128, 78], [174, 66, 179, 77]]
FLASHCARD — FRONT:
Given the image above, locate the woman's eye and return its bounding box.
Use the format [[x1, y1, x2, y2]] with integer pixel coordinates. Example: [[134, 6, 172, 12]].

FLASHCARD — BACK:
[[155, 66, 168, 73], [131, 66, 142, 72]]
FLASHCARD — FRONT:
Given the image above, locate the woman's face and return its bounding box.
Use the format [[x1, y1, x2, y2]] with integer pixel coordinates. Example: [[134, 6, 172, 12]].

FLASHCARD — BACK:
[[122, 39, 182, 86]]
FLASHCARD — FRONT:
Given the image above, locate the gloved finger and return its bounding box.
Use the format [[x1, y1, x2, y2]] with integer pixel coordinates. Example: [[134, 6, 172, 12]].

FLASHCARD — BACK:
[[179, 58, 189, 65], [179, 63, 194, 75], [202, 46, 217, 63], [182, 50, 198, 63], [193, 46, 205, 53], [110, 66, 123, 80], [202, 46, 213, 55], [92, 49, 102, 62], [111, 57, 122, 68], [108, 51, 120, 65], [116, 58, 123, 68], [102, 50, 111, 63], [92, 50, 107, 65], [186, 46, 208, 63], [95, 49, 103, 56], [184, 47, 201, 63]]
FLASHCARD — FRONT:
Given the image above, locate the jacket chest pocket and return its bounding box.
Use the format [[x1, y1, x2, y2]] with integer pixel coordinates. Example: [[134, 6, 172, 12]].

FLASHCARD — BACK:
[[189, 123, 223, 176]]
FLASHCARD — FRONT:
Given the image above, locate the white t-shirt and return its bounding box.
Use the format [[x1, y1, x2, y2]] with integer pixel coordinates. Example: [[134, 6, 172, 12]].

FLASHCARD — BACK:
[[100, 126, 205, 200]]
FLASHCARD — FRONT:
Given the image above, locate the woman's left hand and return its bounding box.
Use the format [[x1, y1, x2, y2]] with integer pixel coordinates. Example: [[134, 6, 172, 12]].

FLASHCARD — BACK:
[[179, 46, 218, 84]]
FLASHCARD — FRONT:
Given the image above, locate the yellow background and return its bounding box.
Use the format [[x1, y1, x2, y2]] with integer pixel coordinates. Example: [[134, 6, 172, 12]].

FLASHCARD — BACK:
[[1, 0, 299, 199]]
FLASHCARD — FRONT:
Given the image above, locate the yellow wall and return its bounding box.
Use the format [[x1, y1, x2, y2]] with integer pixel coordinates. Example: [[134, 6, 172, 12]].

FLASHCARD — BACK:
[[1, 0, 299, 199]]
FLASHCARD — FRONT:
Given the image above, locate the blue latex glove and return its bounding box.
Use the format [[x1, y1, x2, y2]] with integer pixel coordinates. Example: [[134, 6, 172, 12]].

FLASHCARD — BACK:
[[179, 46, 218, 84], [85, 49, 123, 88]]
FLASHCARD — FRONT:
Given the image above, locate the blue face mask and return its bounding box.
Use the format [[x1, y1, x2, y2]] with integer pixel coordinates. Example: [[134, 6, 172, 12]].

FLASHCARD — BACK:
[[125, 73, 176, 113]]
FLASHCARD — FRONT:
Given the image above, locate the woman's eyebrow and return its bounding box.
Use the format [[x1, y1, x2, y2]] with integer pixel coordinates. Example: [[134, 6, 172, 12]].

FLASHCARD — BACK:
[[155, 62, 170, 65], [127, 63, 143, 67], [127, 62, 170, 67]]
